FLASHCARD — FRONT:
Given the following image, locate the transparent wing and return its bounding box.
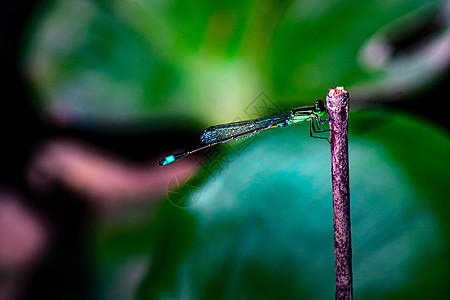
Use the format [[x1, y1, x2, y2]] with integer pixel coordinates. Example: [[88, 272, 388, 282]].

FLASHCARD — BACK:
[[200, 112, 293, 144]]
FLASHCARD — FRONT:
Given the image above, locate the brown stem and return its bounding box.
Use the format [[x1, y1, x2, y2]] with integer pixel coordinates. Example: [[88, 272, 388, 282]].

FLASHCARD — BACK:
[[326, 87, 352, 300]]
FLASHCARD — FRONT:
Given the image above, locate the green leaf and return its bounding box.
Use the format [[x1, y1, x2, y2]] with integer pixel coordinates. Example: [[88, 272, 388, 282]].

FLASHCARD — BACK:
[[23, 0, 441, 127], [138, 109, 450, 299]]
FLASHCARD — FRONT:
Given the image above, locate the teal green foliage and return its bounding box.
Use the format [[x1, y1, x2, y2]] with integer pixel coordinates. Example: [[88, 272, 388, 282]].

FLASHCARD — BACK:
[[136, 111, 449, 299]]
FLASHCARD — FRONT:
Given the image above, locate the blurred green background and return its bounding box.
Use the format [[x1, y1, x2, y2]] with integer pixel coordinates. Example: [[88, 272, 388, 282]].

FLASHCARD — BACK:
[[1, 0, 449, 299]]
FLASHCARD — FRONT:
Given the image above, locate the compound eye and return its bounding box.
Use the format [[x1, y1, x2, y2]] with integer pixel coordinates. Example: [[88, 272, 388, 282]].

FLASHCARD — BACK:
[[315, 100, 324, 110]]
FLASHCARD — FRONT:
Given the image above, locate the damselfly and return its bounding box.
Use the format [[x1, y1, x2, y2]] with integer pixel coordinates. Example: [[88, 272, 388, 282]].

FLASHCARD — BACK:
[[158, 100, 329, 166]]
